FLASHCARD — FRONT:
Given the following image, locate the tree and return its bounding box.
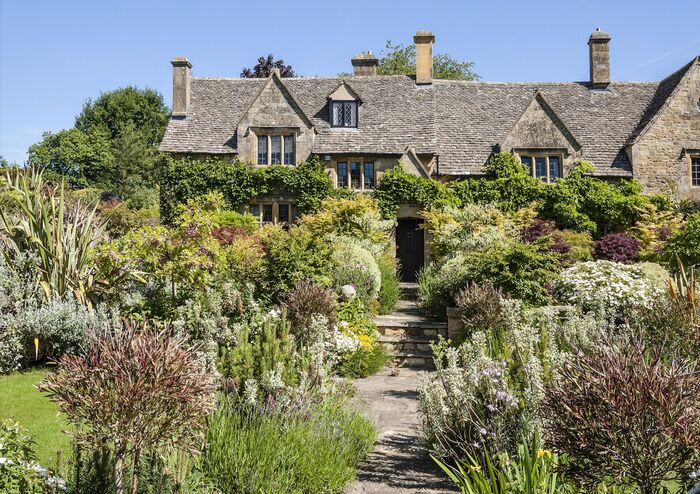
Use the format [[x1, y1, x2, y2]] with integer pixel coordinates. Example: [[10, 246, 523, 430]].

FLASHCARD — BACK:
[[376, 41, 478, 80], [40, 321, 217, 494], [0, 155, 8, 168], [241, 54, 296, 78], [28, 86, 169, 197]]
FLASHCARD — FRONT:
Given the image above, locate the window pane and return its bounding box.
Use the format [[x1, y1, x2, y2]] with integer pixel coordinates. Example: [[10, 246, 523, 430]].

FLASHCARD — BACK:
[[350, 162, 361, 189], [534, 157, 547, 180], [291, 204, 298, 221], [262, 204, 273, 223], [332, 102, 343, 126], [344, 102, 357, 127], [270, 136, 281, 164], [278, 203, 290, 223], [337, 162, 348, 188], [284, 135, 295, 165], [363, 162, 375, 189], [548, 157, 561, 182], [257, 135, 267, 165], [693, 158, 700, 187], [249, 204, 260, 217]]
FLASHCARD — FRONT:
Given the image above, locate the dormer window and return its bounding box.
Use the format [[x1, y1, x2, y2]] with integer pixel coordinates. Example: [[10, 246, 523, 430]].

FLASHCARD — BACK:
[[331, 101, 358, 127]]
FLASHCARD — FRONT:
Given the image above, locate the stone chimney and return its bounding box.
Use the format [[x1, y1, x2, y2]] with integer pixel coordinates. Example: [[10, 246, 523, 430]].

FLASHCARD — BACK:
[[351, 52, 378, 76], [588, 29, 611, 88], [414, 30, 435, 85], [171, 57, 192, 116]]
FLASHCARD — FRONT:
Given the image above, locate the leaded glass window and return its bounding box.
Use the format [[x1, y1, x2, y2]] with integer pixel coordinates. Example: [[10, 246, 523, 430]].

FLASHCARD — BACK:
[[363, 162, 375, 189], [257, 135, 267, 165], [284, 135, 295, 165], [520, 154, 562, 183], [262, 204, 273, 223], [548, 157, 561, 182], [535, 157, 547, 180], [278, 203, 290, 223], [693, 157, 700, 187], [350, 162, 361, 189], [331, 101, 358, 127], [270, 136, 281, 164], [337, 162, 348, 188]]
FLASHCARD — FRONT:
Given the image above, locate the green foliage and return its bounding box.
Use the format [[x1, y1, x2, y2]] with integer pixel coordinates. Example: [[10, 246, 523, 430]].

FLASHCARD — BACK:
[[331, 238, 381, 308], [418, 243, 559, 317], [557, 230, 594, 262], [373, 164, 459, 218], [0, 169, 125, 306], [377, 253, 400, 315], [336, 342, 390, 378], [218, 314, 298, 387], [374, 40, 479, 80], [434, 435, 565, 494], [29, 86, 169, 198], [0, 420, 61, 494], [662, 212, 700, 269], [337, 298, 378, 338], [259, 225, 333, 303], [159, 155, 333, 224], [201, 396, 375, 494]]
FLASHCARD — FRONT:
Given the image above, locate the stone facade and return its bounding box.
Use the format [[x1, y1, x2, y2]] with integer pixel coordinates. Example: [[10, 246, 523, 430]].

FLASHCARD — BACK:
[[629, 60, 700, 199]]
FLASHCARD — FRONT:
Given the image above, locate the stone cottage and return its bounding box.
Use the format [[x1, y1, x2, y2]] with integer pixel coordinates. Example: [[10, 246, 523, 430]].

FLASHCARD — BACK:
[[159, 29, 700, 281]]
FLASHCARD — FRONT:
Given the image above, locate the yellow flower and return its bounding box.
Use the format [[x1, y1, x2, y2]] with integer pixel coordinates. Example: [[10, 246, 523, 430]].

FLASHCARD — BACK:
[[358, 334, 373, 349], [537, 449, 552, 460], [469, 464, 482, 474]]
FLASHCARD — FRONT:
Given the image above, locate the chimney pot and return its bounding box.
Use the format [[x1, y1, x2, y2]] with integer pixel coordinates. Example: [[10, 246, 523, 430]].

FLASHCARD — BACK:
[[171, 57, 192, 116], [588, 29, 611, 88], [351, 52, 378, 76], [414, 30, 435, 85]]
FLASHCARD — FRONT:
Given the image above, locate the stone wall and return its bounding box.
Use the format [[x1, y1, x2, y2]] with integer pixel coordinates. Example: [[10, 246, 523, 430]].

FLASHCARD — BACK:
[[631, 60, 700, 199], [236, 75, 314, 165]]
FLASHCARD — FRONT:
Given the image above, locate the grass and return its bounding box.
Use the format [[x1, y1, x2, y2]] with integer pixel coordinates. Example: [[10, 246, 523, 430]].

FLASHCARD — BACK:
[[0, 367, 71, 471]]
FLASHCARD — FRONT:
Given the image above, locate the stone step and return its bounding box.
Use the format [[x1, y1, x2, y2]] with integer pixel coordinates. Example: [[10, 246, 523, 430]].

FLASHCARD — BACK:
[[389, 351, 435, 370], [379, 335, 435, 355], [399, 282, 419, 301]]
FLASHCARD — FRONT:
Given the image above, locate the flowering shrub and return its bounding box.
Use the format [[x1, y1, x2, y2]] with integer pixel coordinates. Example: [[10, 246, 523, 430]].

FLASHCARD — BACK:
[[282, 279, 337, 346], [594, 232, 640, 263], [0, 420, 65, 493], [555, 261, 666, 317]]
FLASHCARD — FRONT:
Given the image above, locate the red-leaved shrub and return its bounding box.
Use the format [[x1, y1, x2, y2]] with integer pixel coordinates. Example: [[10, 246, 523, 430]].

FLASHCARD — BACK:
[[542, 340, 700, 494], [594, 232, 640, 263]]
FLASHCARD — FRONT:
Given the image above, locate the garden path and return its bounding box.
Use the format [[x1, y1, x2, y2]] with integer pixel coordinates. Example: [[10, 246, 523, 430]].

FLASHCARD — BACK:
[[346, 368, 458, 494]]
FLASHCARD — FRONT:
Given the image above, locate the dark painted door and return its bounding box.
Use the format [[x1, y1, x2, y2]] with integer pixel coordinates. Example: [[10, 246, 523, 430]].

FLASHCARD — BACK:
[[396, 219, 424, 282]]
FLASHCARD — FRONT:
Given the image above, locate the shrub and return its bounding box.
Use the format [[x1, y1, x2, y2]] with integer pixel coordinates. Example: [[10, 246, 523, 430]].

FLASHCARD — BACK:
[[554, 261, 665, 317], [0, 168, 115, 306], [200, 396, 375, 494], [594, 232, 640, 263], [336, 342, 390, 378], [418, 243, 559, 317], [259, 225, 333, 303], [0, 420, 65, 494], [218, 236, 266, 292], [557, 230, 594, 262], [282, 279, 337, 344], [40, 321, 217, 494], [376, 253, 400, 315], [455, 283, 509, 339], [520, 217, 555, 243], [662, 212, 700, 269], [630, 203, 683, 262], [542, 340, 700, 494], [330, 238, 381, 307]]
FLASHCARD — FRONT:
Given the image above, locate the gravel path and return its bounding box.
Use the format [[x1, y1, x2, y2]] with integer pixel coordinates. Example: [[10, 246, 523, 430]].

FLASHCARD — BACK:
[[346, 369, 459, 494]]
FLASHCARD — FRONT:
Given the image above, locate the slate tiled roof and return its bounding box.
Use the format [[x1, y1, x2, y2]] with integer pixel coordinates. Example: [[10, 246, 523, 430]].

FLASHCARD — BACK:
[[159, 66, 688, 176]]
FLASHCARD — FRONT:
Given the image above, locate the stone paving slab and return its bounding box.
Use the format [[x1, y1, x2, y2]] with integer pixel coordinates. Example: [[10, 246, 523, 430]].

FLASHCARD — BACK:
[[346, 369, 459, 494]]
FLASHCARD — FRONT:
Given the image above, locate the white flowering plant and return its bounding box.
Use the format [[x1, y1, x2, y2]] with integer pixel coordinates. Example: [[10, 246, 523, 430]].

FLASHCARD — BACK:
[[0, 420, 65, 493], [554, 260, 667, 317]]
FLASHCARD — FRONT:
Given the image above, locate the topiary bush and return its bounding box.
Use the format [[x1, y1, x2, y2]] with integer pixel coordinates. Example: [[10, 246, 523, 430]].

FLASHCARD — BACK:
[[594, 232, 640, 263]]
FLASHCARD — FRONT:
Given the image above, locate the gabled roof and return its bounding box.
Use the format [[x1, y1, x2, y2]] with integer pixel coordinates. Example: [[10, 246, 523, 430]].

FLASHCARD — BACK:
[[628, 56, 700, 145], [159, 59, 697, 177], [237, 71, 314, 129], [500, 90, 582, 152], [327, 81, 361, 101]]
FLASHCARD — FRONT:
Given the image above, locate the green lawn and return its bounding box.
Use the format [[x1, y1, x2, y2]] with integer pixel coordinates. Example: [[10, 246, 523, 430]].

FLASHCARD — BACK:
[[0, 368, 72, 471]]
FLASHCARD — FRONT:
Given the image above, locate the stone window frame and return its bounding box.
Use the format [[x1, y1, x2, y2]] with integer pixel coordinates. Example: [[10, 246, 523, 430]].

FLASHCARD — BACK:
[[330, 100, 359, 128], [515, 150, 564, 183], [254, 130, 296, 166], [247, 200, 298, 225], [690, 154, 700, 188], [334, 158, 375, 191]]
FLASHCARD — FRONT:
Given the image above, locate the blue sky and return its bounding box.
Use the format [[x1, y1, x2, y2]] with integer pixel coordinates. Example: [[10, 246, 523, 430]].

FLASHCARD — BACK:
[[1, 0, 699, 164]]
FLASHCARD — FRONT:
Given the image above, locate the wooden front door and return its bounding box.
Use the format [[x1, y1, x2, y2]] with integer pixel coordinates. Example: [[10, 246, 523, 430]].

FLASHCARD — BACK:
[[396, 219, 425, 282]]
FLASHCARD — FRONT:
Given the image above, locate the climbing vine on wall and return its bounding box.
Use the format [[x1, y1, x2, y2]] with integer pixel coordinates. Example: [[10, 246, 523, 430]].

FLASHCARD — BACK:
[[159, 155, 334, 224]]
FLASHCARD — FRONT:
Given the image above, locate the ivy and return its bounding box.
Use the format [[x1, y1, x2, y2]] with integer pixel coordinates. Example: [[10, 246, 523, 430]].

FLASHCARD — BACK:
[[159, 155, 333, 224]]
